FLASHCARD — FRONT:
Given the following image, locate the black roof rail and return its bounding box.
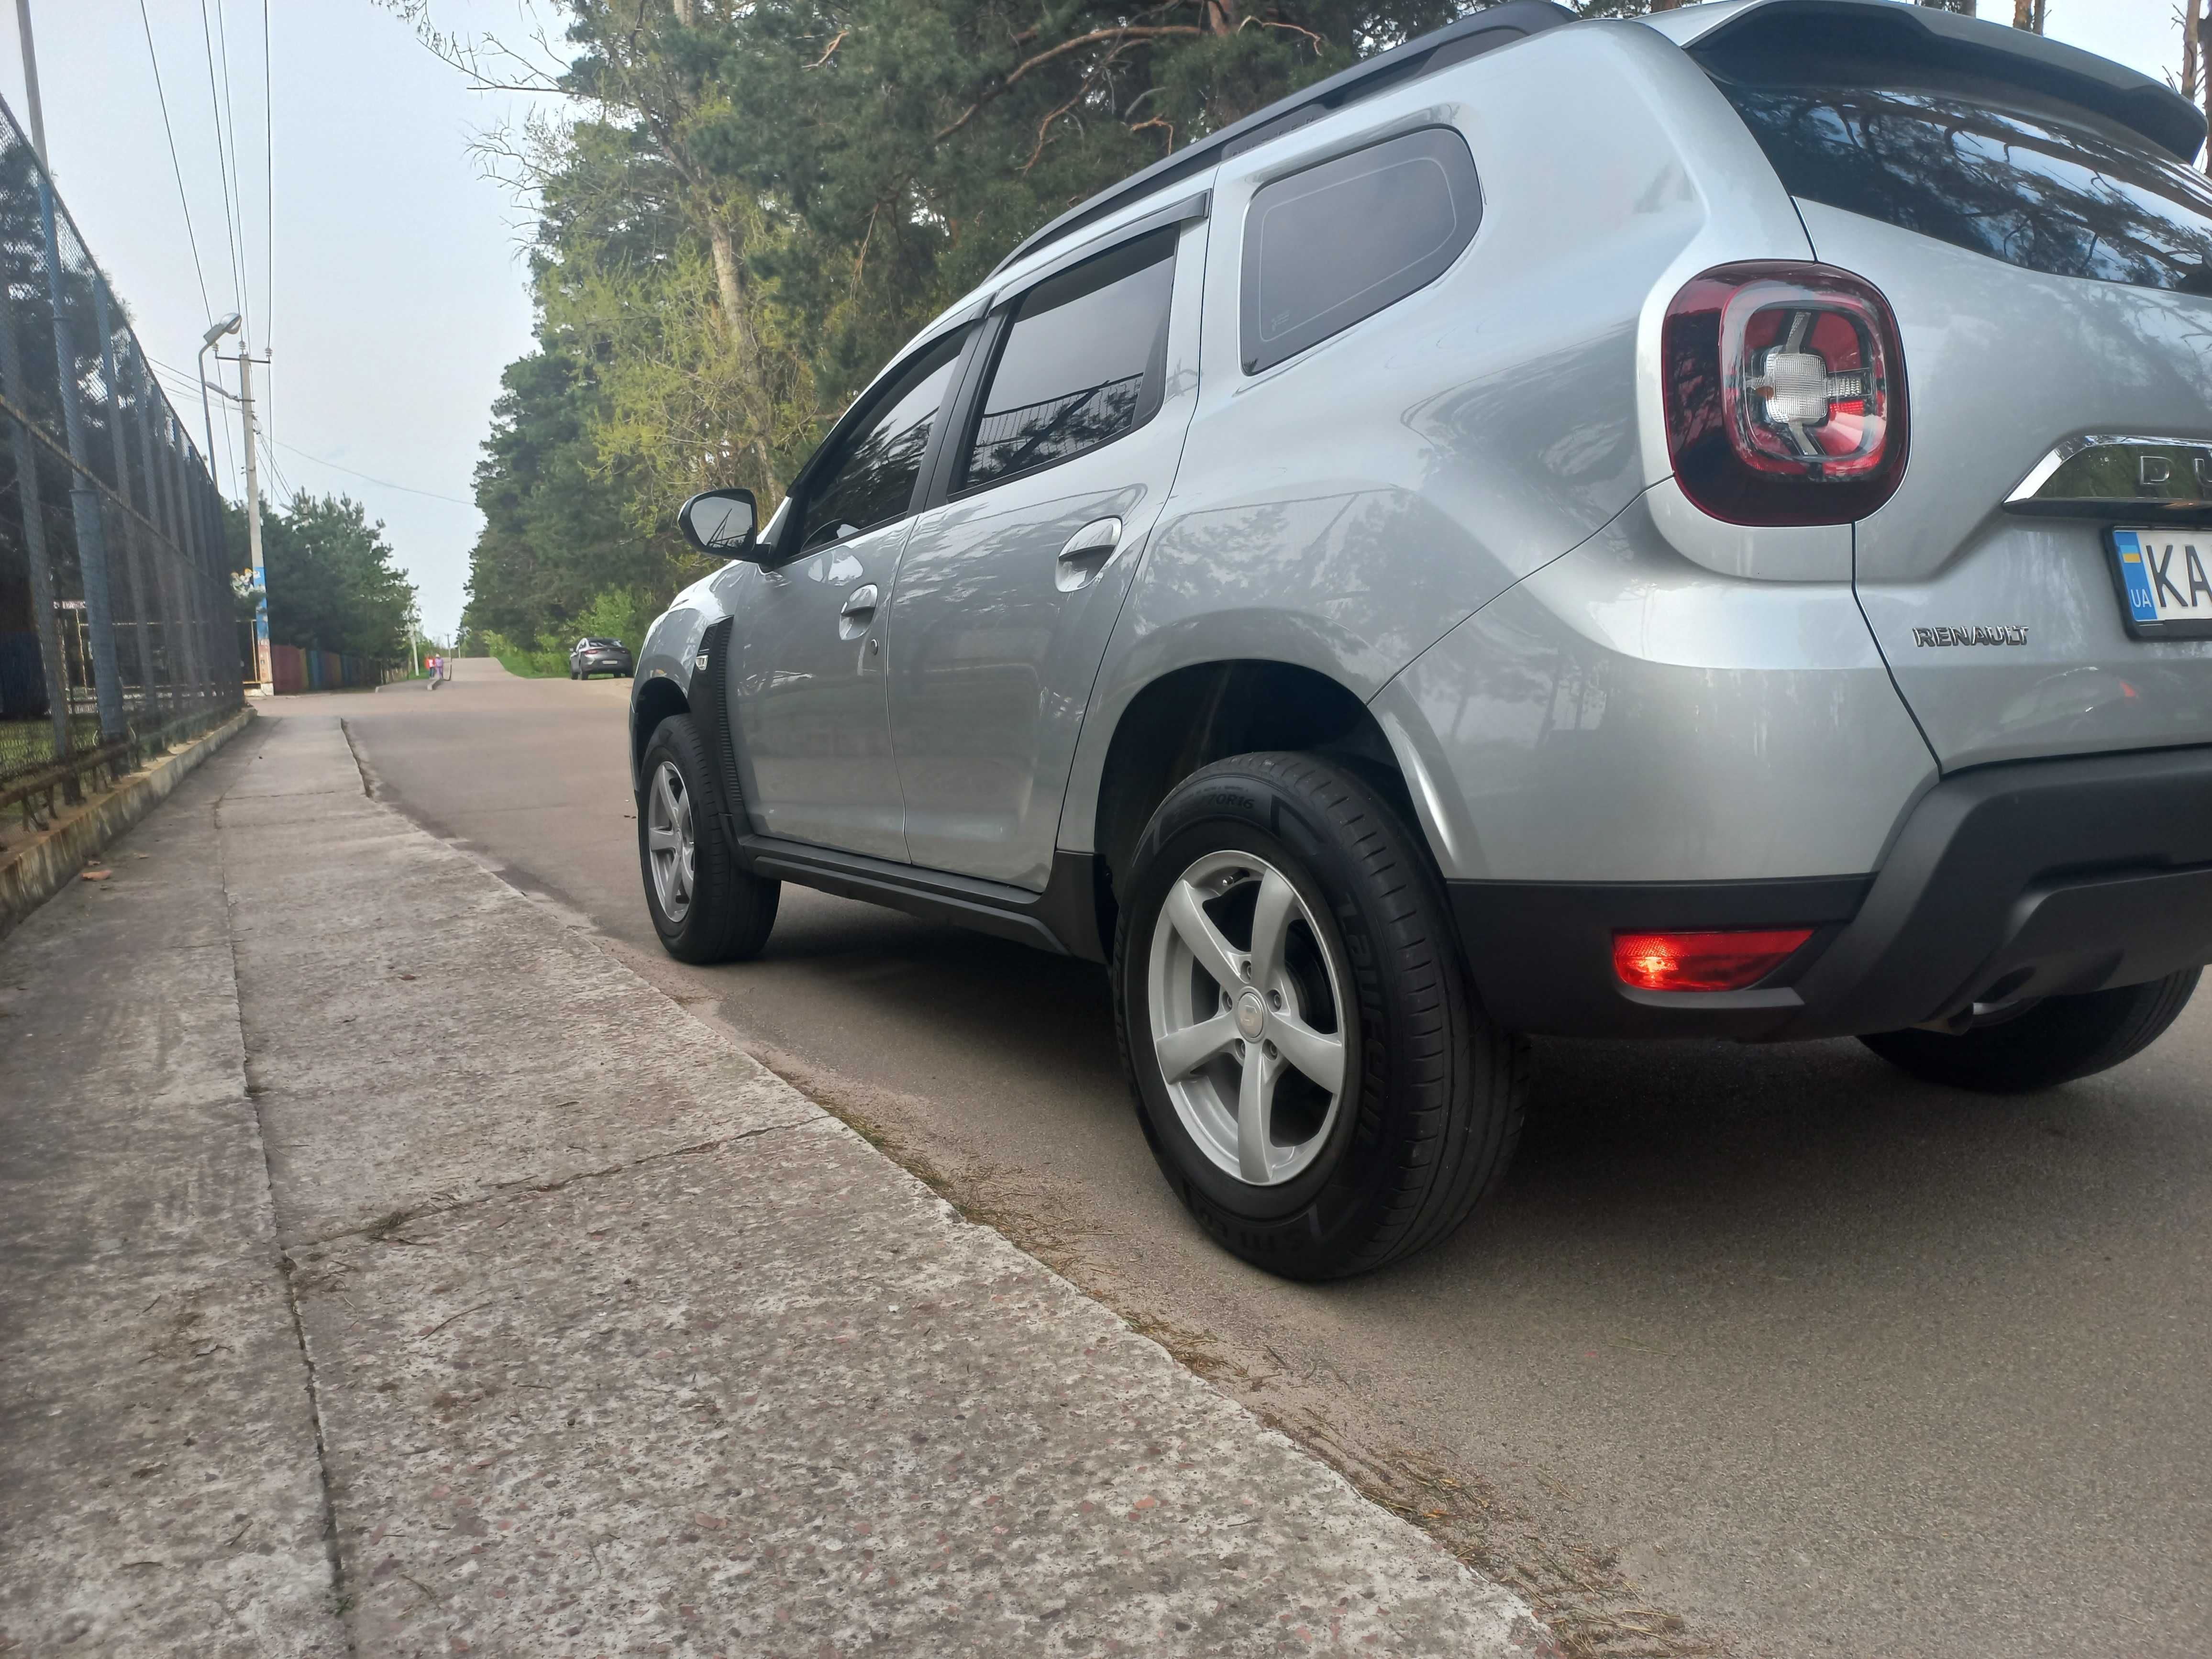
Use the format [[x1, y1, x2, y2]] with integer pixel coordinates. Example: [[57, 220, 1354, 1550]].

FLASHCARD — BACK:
[[988, 0, 1576, 277]]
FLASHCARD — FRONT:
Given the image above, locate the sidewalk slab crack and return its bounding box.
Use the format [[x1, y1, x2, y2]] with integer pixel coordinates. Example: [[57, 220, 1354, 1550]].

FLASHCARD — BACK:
[[287, 1117, 812, 1252], [214, 774, 358, 1658]]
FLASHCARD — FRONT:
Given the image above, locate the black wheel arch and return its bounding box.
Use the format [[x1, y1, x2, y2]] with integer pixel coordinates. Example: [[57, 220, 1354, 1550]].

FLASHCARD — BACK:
[[1088, 660, 1424, 956], [630, 676, 690, 790]]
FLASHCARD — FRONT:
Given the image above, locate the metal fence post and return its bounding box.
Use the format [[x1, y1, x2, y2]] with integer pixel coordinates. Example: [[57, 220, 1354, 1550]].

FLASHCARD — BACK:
[[199, 469, 233, 693], [90, 277, 153, 735], [129, 356, 181, 720], [36, 168, 124, 742], [159, 413, 209, 711], [0, 252, 71, 781], [198, 466, 235, 695]]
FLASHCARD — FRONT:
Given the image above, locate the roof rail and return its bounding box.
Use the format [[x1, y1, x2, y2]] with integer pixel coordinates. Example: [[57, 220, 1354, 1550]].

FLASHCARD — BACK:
[[988, 0, 1576, 278]]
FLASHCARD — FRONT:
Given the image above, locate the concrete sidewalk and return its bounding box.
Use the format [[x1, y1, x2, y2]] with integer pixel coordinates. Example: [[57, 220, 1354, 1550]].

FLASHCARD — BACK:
[[0, 710, 1552, 1656]]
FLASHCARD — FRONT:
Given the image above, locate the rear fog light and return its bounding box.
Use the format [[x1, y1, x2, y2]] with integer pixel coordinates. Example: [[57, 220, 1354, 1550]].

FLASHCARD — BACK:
[[1613, 928, 1814, 993]]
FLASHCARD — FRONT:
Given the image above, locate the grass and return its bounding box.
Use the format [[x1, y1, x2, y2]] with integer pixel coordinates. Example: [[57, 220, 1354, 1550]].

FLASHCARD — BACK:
[[481, 633, 568, 678]]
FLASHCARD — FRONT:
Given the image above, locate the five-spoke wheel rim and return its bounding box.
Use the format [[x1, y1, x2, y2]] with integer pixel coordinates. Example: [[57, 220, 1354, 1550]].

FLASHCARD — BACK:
[[1146, 850, 1351, 1187], [645, 759, 695, 925]]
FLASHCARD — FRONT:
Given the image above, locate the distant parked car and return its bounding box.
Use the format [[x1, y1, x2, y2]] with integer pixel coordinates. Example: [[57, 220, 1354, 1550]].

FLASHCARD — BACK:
[[631, 0, 2212, 1279], [569, 637, 633, 679]]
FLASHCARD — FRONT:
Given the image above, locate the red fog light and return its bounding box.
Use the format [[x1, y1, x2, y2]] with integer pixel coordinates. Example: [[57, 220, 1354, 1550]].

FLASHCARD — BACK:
[[1661, 262, 1907, 526], [1613, 928, 1814, 994]]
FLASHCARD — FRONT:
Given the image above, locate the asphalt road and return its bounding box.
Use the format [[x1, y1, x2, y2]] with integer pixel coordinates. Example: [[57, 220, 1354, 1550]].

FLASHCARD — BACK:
[[316, 658, 2212, 1659]]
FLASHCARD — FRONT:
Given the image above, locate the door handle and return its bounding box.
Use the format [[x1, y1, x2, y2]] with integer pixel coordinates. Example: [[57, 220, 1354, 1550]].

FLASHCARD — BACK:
[[1056, 518, 1122, 592], [838, 583, 880, 641]]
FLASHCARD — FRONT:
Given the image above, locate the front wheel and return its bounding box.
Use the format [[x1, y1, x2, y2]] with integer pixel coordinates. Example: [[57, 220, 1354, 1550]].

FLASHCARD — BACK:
[[1114, 753, 1527, 1281], [1860, 969, 2199, 1093], [637, 714, 779, 963]]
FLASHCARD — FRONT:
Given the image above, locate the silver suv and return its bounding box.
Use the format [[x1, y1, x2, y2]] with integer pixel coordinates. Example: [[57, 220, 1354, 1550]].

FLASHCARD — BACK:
[[632, 0, 2212, 1278]]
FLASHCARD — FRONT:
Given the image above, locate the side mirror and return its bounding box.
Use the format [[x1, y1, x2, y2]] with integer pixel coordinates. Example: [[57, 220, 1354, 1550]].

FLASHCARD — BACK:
[[677, 487, 760, 558]]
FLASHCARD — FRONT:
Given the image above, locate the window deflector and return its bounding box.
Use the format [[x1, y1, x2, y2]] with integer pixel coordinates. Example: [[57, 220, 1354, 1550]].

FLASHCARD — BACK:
[[774, 325, 973, 561], [943, 227, 1179, 502]]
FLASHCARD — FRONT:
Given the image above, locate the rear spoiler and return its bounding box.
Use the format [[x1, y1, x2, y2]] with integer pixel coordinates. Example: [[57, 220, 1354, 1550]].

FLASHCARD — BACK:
[[1655, 0, 2206, 164]]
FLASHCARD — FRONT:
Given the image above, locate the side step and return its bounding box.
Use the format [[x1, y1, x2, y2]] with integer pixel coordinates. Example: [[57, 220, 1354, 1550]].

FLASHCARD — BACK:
[[737, 836, 1108, 964]]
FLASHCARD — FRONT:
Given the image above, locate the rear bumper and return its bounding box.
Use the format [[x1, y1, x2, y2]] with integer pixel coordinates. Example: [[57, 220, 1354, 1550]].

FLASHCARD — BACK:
[[1451, 744, 2212, 1040]]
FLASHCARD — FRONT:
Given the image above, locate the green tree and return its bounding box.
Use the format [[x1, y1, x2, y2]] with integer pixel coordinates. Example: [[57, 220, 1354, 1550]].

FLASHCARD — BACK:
[[435, 0, 1653, 645], [464, 347, 671, 642], [260, 493, 415, 661]]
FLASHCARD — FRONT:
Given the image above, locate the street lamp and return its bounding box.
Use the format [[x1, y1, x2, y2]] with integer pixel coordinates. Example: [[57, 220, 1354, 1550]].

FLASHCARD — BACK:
[[198, 312, 241, 465]]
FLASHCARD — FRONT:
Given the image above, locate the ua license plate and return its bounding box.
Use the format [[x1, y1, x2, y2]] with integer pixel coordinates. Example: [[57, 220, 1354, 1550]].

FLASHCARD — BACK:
[[2111, 528, 2212, 640]]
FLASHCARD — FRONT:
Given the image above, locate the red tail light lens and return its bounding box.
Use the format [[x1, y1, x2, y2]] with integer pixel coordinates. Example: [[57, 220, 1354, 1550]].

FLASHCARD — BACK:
[[1662, 263, 1908, 525], [1613, 928, 1814, 994]]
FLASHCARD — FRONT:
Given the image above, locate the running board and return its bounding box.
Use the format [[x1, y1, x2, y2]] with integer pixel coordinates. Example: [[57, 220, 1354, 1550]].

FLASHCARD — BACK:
[[736, 837, 1107, 964]]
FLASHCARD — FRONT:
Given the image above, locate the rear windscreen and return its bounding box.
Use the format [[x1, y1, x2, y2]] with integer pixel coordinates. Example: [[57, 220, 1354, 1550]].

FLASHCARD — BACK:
[[1698, 49, 2212, 296]]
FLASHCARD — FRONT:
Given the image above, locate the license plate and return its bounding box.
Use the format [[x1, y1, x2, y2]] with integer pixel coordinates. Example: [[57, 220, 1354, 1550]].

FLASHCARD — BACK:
[[2111, 528, 2212, 640]]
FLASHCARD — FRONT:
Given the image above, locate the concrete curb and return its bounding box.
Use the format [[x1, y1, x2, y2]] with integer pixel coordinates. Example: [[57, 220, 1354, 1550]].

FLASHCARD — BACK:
[[0, 706, 255, 943]]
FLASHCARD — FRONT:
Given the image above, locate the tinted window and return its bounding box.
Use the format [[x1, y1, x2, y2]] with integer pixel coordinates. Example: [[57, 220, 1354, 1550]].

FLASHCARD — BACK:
[[1240, 127, 1482, 374], [960, 230, 1175, 491], [1704, 58, 2212, 296], [798, 330, 966, 549]]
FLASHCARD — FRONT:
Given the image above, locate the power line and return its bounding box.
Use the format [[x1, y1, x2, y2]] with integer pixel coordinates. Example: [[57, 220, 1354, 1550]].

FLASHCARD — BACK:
[[211, 0, 252, 343], [146, 374, 474, 516], [137, 0, 214, 325], [195, 0, 246, 345], [266, 437, 478, 508], [147, 357, 240, 490], [257, 432, 298, 508], [261, 0, 273, 355]]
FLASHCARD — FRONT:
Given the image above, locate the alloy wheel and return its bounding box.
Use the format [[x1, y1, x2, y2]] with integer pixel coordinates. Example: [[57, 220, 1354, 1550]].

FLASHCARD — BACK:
[[1145, 850, 1351, 1186], [645, 759, 696, 924]]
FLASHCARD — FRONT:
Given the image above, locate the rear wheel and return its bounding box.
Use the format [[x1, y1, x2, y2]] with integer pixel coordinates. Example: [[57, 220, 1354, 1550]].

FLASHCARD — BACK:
[[1114, 753, 1526, 1280], [1860, 969, 2199, 1093], [638, 714, 779, 963]]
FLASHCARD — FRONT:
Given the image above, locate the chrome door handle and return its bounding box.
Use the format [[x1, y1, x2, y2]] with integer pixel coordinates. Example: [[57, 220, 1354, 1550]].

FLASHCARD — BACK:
[[1055, 518, 1122, 592], [838, 583, 880, 641]]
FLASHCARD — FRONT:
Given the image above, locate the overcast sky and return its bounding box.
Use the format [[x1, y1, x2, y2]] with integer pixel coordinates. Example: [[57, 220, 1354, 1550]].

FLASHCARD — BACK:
[[0, 0, 2191, 640]]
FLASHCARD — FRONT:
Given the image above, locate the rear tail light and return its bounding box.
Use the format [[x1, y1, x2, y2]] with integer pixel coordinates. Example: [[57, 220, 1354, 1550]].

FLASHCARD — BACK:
[[1661, 263, 1908, 526], [1613, 928, 1814, 994]]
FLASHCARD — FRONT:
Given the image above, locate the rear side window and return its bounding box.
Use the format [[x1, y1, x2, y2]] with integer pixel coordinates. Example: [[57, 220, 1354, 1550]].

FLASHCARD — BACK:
[[959, 229, 1176, 492], [1701, 52, 2212, 296], [798, 329, 967, 549], [1240, 127, 1482, 374]]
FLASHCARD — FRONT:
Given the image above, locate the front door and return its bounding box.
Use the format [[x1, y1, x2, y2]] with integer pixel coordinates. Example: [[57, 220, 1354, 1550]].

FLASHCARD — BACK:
[[732, 329, 968, 861], [886, 221, 1204, 887]]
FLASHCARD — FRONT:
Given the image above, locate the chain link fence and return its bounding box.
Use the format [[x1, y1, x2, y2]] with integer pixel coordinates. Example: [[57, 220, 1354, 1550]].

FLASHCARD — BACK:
[[0, 94, 244, 820]]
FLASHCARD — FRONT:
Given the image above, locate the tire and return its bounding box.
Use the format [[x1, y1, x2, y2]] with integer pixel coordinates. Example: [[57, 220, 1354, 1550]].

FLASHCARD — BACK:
[[1860, 968, 2199, 1094], [637, 714, 780, 964], [1113, 752, 1527, 1280]]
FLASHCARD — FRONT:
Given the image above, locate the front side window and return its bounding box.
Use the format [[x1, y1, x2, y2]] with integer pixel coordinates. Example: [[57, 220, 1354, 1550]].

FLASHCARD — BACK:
[[1240, 127, 1483, 375], [1701, 48, 2212, 295], [798, 330, 967, 550], [959, 229, 1176, 492]]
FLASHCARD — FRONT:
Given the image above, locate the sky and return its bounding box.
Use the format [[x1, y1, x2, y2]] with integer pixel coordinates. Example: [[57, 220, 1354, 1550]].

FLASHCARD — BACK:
[[0, 0, 2194, 641]]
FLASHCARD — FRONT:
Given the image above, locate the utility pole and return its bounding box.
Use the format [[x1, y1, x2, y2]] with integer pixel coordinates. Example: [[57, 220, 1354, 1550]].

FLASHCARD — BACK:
[[234, 349, 273, 696]]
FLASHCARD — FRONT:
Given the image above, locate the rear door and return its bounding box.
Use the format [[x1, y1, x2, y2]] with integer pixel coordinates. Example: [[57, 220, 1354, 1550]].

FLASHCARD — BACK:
[[1695, 15, 2212, 770], [885, 215, 1206, 888]]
